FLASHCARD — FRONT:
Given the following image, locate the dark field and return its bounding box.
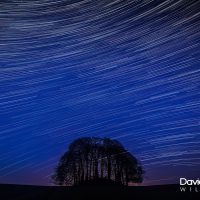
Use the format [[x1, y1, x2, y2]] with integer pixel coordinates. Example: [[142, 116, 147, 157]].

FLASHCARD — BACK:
[[0, 183, 198, 200]]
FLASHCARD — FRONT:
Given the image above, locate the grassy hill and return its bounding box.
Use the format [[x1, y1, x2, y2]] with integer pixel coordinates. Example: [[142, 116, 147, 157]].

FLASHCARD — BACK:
[[0, 183, 198, 200]]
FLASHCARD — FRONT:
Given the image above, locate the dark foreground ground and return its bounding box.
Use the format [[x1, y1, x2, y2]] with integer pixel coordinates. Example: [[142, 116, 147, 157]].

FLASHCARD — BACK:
[[0, 184, 199, 200]]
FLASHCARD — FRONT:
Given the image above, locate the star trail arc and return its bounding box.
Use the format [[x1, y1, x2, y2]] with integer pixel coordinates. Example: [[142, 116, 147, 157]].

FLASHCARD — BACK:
[[0, 0, 200, 185]]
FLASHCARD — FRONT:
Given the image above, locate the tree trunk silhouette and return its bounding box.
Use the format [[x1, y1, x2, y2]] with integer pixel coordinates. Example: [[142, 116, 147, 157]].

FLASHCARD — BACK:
[[107, 156, 111, 180]]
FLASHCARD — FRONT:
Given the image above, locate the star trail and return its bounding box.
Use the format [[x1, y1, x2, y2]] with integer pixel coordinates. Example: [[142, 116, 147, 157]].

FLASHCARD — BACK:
[[0, 0, 200, 185]]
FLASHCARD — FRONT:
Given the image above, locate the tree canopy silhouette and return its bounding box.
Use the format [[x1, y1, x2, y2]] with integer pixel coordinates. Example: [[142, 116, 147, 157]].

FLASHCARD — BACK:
[[53, 137, 144, 186]]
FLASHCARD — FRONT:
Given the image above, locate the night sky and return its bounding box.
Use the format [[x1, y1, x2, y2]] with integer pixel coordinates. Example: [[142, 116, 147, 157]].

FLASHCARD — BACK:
[[0, 0, 200, 186]]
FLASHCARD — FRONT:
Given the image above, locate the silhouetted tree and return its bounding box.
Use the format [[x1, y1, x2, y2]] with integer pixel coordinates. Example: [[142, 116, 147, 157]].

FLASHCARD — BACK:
[[52, 137, 144, 186]]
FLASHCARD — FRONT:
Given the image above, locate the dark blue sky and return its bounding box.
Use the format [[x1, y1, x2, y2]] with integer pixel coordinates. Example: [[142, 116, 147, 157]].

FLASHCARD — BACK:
[[0, 0, 200, 185]]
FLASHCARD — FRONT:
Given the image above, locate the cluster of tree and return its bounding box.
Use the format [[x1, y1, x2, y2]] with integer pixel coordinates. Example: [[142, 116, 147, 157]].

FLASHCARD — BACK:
[[53, 137, 144, 186]]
